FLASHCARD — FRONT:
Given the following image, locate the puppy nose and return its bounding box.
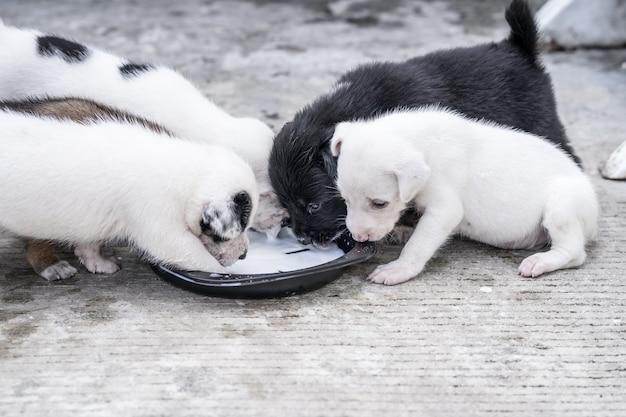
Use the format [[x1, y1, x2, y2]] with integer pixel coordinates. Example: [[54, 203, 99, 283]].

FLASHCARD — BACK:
[[298, 236, 312, 245], [351, 232, 369, 242], [239, 250, 247, 260]]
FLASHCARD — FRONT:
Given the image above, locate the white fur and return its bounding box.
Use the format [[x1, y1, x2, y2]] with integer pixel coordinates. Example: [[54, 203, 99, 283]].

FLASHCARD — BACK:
[[331, 108, 599, 285], [0, 110, 258, 273], [0, 19, 286, 232], [599, 139, 626, 180]]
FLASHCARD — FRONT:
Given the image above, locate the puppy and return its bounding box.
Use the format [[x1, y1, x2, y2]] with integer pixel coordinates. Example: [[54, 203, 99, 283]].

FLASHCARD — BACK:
[[0, 110, 257, 276], [269, 0, 579, 248], [330, 108, 598, 285], [0, 97, 249, 280], [0, 97, 167, 279], [0, 19, 288, 234]]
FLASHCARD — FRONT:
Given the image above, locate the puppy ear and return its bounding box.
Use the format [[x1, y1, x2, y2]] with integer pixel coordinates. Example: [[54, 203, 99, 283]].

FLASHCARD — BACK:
[[232, 191, 253, 231], [394, 150, 431, 203], [330, 133, 343, 157], [329, 123, 348, 157], [201, 192, 253, 241]]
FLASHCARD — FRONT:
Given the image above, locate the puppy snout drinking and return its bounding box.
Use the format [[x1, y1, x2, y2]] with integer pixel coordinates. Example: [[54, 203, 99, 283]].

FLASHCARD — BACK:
[[350, 231, 370, 242], [239, 250, 248, 260]]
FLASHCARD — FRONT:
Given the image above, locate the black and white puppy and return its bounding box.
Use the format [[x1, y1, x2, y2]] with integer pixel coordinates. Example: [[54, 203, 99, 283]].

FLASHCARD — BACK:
[[269, 0, 579, 248]]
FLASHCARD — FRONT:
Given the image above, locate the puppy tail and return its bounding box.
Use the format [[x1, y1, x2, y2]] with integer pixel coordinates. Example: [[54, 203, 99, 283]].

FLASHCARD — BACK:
[[505, 0, 541, 66]]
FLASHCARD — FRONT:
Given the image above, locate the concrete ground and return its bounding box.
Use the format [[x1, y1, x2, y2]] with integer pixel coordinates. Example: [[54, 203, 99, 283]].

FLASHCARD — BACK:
[[1, 1, 625, 416]]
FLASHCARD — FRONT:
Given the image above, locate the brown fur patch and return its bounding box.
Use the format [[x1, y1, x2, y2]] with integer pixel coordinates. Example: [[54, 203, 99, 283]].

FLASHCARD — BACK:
[[24, 239, 59, 274], [0, 97, 169, 134]]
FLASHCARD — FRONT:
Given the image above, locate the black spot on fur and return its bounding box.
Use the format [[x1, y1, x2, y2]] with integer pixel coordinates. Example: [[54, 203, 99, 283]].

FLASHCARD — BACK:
[[233, 192, 253, 230], [37, 36, 89, 63], [119, 63, 154, 78]]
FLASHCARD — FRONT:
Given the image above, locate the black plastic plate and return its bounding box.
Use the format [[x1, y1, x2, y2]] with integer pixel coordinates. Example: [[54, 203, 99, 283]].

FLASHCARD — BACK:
[[151, 238, 376, 299]]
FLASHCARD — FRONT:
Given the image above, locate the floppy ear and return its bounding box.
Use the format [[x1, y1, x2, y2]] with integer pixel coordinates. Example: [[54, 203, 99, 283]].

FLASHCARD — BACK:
[[330, 134, 342, 157], [200, 191, 252, 241], [232, 191, 253, 231], [329, 123, 348, 157], [393, 150, 431, 203]]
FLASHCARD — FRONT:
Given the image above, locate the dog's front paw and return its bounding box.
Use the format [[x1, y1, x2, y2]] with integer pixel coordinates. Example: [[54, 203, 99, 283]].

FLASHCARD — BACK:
[[40, 260, 78, 281], [80, 256, 121, 274], [518, 254, 547, 278], [75, 244, 121, 274], [368, 260, 420, 286]]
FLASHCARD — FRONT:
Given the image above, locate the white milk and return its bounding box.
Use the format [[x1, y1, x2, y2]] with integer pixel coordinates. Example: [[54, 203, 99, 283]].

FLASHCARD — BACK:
[[226, 228, 344, 275]]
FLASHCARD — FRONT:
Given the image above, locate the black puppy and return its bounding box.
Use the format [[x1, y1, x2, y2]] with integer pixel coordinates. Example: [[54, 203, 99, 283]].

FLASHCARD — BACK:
[[269, 0, 579, 248]]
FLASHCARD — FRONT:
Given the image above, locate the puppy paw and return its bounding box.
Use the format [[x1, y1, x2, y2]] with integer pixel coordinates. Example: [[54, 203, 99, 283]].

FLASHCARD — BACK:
[[368, 260, 420, 286], [518, 254, 547, 278], [40, 260, 78, 281], [75, 244, 121, 274], [75, 253, 120, 274], [83, 257, 120, 274]]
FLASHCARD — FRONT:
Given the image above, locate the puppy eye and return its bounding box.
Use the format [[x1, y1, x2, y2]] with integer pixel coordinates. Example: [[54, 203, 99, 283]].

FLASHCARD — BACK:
[[307, 202, 321, 214], [370, 199, 388, 209]]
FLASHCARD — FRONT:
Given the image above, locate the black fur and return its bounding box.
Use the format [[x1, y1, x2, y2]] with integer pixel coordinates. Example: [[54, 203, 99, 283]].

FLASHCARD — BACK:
[[269, 0, 579, 248], [37, 36, 89, 63], [119, 63, 154, 78], [233, 191, 253, 230]]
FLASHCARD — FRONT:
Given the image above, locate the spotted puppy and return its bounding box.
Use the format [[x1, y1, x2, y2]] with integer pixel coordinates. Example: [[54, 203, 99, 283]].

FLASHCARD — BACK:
[[0, 19, 288, 234], [330, 108, 598, 285], [0, 110, 257, 276]]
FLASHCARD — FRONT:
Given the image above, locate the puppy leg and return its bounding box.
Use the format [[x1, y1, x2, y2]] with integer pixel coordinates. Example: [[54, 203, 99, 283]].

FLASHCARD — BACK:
[[25, 238, 77, 281], [369, 199, 463, 285], [138, 230, 227, 273], [518, 228, 586, 278], [518, 179, 597, 278], [74, 242, 120, 274]]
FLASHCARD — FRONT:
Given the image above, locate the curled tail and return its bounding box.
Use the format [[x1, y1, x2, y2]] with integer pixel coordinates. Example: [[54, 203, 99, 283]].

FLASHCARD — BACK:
[[505, 0, 541, 66]]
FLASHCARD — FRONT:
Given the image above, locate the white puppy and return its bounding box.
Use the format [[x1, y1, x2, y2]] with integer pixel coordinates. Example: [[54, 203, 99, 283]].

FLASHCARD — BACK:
[[0, 110, 257, 275], [0, 20, 287, 233], [330, 108, 598, 285]]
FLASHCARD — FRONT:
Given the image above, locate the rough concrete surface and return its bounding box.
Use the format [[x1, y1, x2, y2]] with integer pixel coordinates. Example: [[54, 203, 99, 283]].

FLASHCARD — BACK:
[[1, 1, 625, 416]]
